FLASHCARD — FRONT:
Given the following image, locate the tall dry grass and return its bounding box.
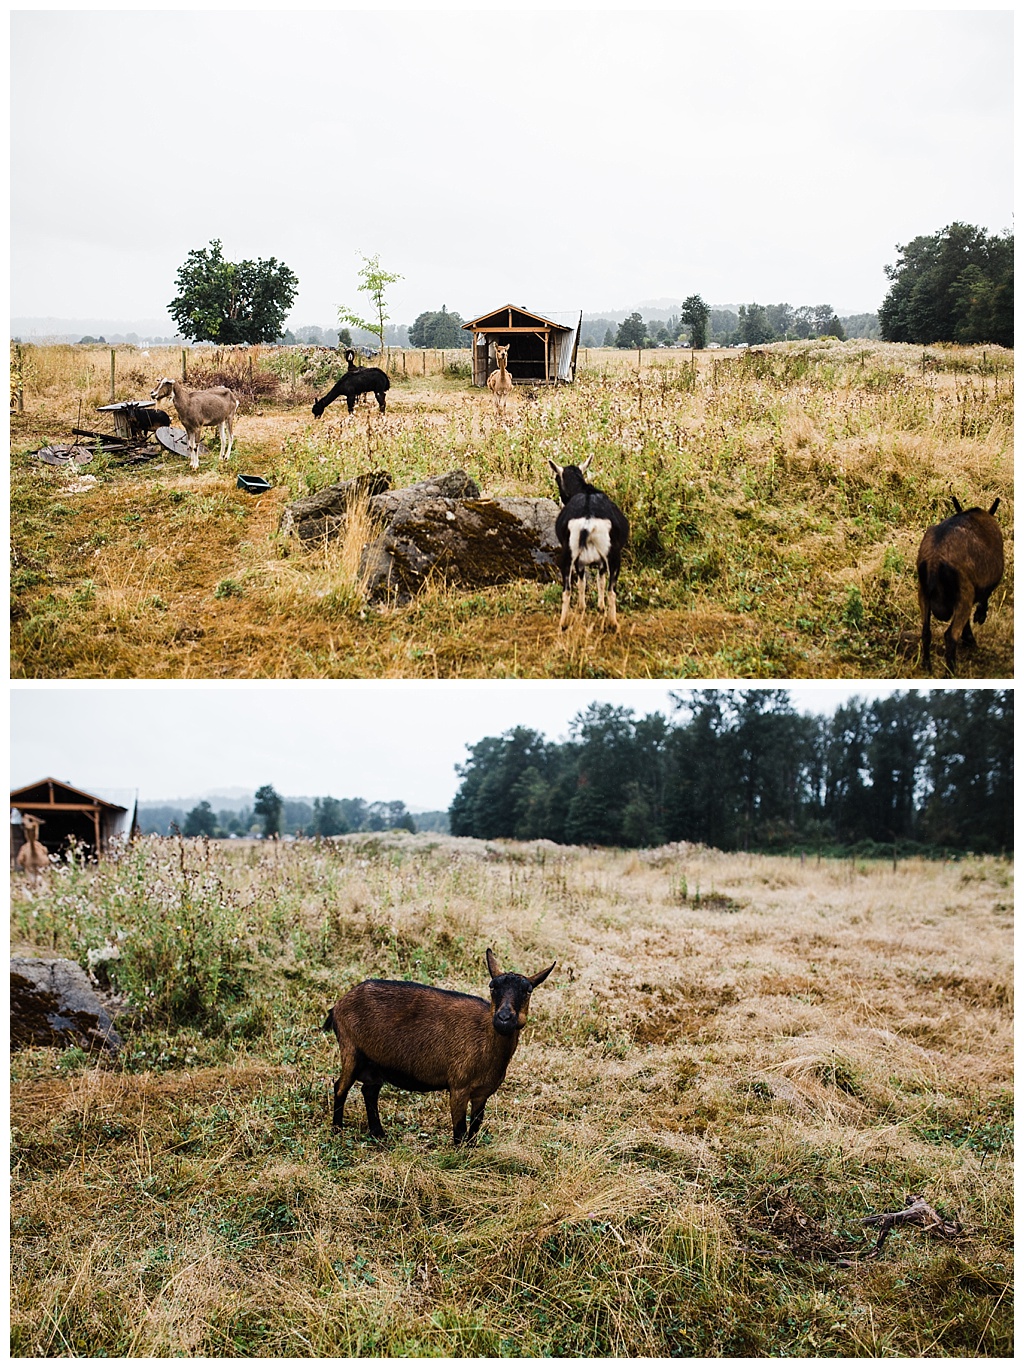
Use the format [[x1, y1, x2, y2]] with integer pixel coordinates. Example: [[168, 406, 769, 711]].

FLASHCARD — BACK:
[[9, 833, 1013, 1356], [10, 339, 1013, 678]]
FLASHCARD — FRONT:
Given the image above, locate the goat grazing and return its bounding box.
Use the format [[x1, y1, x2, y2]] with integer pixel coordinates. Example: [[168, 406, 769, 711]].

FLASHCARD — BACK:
[[547, 456, 629, 631], [15, 814, 49, 883], [487, 342, 513, 417], [312, 353, 390, 418], [322, 948, 555, 1144], [917, 496, 1004, 673], [150, 377, 238, 470]]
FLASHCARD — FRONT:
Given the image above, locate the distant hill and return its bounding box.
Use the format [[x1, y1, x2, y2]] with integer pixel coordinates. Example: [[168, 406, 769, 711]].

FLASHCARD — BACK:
[[12, 317, 185, 345]]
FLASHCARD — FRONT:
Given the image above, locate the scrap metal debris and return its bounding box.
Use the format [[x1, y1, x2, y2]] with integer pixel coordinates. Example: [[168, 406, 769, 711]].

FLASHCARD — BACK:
[[744, 1187, 963, 1267], [35, 444, 94, 466], [860, 1193, 963, 1259]]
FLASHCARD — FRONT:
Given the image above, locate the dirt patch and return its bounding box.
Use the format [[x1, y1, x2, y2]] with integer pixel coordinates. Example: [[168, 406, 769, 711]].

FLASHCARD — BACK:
[[747, 1187, 852, 1261]]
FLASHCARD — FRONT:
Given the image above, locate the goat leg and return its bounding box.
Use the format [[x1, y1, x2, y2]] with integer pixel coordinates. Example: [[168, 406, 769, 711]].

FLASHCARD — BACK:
[[466, 1093, 488, 1143], [450, 1088, 471, 1144], [362, 1081, 387, 1140]]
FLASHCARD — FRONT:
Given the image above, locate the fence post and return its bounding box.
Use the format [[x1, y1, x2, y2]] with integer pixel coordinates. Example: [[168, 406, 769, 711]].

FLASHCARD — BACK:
[[182, 348, 188, 381], [110, 348, 116, 402], [15, 343, 24, 412]]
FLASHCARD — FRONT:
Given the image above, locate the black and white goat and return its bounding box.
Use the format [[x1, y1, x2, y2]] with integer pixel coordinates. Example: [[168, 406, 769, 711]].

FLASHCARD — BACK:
[[547, 456, 629, 631], [312, 351, 390, 418]]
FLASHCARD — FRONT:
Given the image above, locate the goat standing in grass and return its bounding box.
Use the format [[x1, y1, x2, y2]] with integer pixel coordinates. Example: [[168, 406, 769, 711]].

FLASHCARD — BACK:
[[547, 456, 629, 631], [487, 343, 513, 418], [150, 378, 238, 470], [312, 353, 390, 418], [322, 949, 555, 1145], [917, 496, 1004, 674], [15, 815, 49, 885]]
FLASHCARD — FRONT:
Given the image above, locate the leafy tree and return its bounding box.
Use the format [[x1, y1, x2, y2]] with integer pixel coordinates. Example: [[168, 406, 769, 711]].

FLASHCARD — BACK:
[[765, 303, 793, 339], [313, 796, 348, 837], [680, 295, 711, 349], [338, 253, 402, 357], [363, 800, 415, 833], [837, 312, 880, 340], [615, 312, 647, 349], [168, 239, 298, 345], [738, 303, 774, 345], [408, 306, 470, 349], [603, 328, 616, 346], [813, 304, 845, 339], [879, 223, 1013, 346], [253, 784, 283, 839], [183, 800, 219, 838]]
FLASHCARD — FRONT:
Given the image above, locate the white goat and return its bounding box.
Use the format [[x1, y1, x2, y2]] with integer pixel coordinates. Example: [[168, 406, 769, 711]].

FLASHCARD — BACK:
[[150, 377, 239, 470], [487, 343, 513, 418]]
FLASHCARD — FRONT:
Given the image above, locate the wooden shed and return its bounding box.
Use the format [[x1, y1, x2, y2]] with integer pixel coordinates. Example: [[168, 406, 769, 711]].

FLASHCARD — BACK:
[[10, 778, 139, 863], [463, 304, 582, 387]]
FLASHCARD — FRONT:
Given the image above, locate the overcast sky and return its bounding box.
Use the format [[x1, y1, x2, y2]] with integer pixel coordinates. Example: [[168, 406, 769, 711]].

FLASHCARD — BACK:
[[12, 681, 941, 809], [10, 5, 1012, 329]]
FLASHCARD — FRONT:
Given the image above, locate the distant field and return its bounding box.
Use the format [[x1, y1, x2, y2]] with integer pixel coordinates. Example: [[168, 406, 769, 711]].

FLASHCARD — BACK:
[[9, 340, 1013, 678], [9, 833, 1013, 1356]]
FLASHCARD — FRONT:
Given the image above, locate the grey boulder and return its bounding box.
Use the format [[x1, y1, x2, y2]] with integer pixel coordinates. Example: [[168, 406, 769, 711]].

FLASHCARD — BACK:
[[10, 956, 122, 1053]]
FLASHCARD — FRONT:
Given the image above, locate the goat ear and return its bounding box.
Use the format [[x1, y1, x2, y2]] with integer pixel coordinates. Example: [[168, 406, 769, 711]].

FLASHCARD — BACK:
[[580, 455, 593, 475], [951, 495, 964, 513], [485, 948, 502, 979], [528, 961, 556, 989], [547, 457, 563, 477], [989, 497, 1000, 515]]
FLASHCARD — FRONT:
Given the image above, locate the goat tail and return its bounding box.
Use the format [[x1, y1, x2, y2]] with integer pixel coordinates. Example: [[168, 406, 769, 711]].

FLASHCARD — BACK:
[[578, 527, 590, 551], [322, 1009, 335, 1034]]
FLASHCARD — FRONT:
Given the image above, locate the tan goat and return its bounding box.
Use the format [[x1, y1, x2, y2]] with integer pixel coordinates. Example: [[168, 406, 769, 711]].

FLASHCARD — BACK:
[[487, 343, 513, 418], [150, 377, 239, 470], [15, 814, 49, 883]]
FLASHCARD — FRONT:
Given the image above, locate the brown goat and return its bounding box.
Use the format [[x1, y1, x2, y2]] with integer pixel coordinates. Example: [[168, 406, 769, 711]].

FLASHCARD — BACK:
[[917, 496, 1003, 673], [322, 949, 555, 1144]]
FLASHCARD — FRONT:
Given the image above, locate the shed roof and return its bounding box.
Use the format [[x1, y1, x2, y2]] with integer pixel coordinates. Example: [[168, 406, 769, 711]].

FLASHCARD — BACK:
[[11, 777, 130, 812], [463, 304, 578, 333]]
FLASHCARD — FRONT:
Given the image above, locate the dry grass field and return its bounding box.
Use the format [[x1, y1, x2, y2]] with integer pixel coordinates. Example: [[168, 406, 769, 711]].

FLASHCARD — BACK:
[[9, 340, 1013, 679], [9, 833, 1013, 1356]]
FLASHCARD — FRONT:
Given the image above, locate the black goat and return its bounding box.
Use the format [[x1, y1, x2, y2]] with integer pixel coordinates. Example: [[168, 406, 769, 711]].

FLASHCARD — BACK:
[[312, 351, 390, 418], [917, 496, 1004, 673], [322, 949, 555, 1144], [547, 456, 629, 631]]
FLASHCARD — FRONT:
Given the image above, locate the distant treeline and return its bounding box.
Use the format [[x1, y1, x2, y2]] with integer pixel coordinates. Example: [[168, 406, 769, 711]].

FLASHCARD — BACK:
[[578, 306, 880, 350], [449, 690, 1012, 856], [138, 797, 451, 839]]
